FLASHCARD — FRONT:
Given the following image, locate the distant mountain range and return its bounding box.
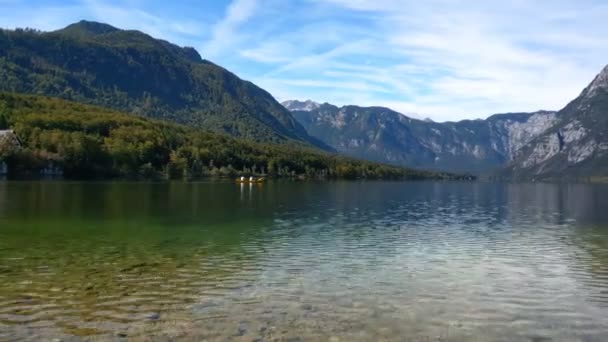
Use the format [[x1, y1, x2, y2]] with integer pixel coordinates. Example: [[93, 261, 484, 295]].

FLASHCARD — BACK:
[[286, 103, 556, 174], [0, 21, 327, 149], [284, 65, 608, 179]]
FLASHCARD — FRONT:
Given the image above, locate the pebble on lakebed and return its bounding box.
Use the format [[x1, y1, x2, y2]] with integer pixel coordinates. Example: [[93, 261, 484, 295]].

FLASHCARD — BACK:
[[147, 313, 160, 320]]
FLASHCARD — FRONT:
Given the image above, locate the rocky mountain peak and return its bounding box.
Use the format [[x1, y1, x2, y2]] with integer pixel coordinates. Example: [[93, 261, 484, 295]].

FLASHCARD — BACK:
[[584, 64, 608, 97], [282, 100, 321, 112]]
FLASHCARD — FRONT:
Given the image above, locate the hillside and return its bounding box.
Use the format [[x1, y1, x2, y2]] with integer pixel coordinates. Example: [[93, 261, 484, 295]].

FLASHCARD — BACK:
[[0, 21, 326, 148], [290, 103, 556, 174], [0, 93, 467, 180], [505, 65, 608, 179]]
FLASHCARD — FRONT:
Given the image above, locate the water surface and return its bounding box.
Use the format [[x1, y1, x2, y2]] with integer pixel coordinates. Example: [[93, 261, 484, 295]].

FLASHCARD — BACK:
[[1, 181, 608, 341]]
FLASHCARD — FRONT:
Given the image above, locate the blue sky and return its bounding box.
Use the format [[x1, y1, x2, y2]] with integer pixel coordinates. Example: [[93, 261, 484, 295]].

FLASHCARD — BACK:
[[1, 0, 607, 121]]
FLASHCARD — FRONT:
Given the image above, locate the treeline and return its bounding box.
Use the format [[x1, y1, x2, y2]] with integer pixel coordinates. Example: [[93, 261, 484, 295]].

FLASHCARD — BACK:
[[0, 93, 470, 180]]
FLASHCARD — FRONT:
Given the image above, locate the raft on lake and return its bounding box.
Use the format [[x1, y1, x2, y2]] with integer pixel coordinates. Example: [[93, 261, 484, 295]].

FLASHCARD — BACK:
[[236, 176, 265, 183]]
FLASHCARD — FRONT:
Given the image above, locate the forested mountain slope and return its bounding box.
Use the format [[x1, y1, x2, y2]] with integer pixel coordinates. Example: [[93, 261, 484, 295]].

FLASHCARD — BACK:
[[0, 93, 465, 180], [0, 21, 326, 148]]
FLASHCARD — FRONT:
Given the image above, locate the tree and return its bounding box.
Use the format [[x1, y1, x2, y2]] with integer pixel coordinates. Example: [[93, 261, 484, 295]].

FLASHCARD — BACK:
[[0, 106, 9, 130], [0, 93, 468, 181], [0, 131, 21, 165]]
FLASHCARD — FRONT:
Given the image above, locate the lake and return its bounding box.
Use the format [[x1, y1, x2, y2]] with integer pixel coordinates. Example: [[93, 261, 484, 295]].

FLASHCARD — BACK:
[[1, 181, 608, 341]]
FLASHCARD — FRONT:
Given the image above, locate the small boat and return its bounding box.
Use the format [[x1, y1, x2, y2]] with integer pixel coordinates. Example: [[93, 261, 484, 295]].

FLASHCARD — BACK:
[[235, 176, 265, 183]]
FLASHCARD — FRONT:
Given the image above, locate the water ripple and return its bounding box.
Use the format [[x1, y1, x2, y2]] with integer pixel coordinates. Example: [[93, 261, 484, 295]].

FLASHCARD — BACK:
[[0, 182, 608, 341]]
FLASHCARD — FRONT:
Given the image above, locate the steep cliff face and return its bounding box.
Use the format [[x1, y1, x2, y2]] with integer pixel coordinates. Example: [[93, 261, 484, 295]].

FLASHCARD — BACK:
[[507, 65, 608, 178], [290, 103, 556, 173], [487, 112, 558, 161]]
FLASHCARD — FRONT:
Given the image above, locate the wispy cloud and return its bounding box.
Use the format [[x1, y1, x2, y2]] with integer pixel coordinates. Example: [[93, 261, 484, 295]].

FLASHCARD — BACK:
[[202, 0, 258, 58], [83, 0, 204, 39]]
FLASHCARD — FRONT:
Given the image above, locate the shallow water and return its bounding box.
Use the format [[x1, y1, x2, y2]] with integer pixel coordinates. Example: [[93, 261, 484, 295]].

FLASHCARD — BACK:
[[1, 181, 608, 341]]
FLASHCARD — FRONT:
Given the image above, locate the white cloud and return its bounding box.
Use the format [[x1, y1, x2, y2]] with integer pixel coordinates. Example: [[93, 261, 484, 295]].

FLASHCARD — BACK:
[[202, 0, 258, 58], [260, 77, 392, 94]]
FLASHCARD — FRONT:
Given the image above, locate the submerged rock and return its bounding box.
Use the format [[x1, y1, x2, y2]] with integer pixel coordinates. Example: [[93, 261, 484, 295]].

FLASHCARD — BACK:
[[146, 312, 160, 320], [236, 322, 248, 336], [301, 304, 313, 311]]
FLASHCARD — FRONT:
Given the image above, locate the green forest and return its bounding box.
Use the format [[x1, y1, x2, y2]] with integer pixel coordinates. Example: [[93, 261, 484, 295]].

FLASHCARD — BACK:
[[0, 93, 469, 180], [0, 24, 324, 147]]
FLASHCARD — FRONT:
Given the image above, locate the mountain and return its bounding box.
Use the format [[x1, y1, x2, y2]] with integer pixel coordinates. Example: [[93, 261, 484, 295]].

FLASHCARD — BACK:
[[289, 64, 608, 178], [0, 92, 467, 181], [505, 65, 608, 179], [282, 100, 321, 112], [290, 103, 556, 173], [0, 21, 326, 148]]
